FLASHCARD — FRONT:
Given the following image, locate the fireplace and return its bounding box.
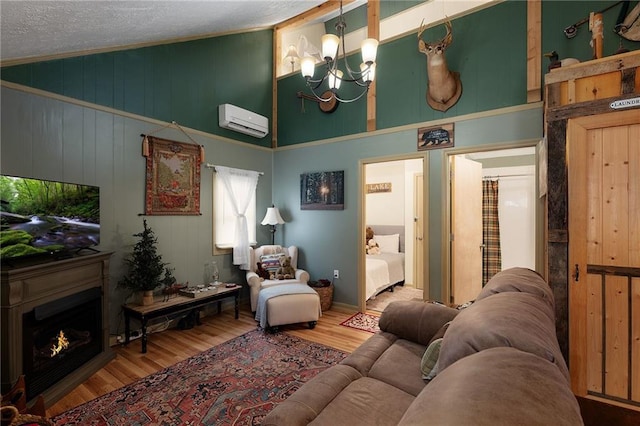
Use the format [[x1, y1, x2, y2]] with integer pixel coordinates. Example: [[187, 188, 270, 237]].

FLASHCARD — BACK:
[[22, 288, 102, 400], [1, 252, 114, 405]]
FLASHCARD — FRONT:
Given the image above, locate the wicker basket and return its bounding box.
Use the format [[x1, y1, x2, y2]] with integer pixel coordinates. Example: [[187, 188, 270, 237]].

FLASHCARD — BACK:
[[311, 283, 334, 311]]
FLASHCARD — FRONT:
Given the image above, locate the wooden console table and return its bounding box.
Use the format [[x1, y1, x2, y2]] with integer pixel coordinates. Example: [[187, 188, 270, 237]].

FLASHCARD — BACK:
[[122, 284, 240, 353]]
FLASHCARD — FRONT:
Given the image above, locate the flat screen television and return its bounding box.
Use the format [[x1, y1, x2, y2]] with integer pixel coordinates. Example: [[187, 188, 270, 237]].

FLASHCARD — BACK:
[[0, 175, 100, 262]]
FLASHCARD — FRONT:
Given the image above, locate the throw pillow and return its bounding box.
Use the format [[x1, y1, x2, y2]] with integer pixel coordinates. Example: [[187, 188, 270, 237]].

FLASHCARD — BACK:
[[428, 321, 452, 347], [375, 234, 400, 253], [260, 253, 285, 276], [421, 337, 443, 380]]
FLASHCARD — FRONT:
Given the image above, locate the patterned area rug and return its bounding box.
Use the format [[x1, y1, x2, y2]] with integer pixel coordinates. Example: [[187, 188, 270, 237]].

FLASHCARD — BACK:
[[51, 330, 347, 425], [339, 312, 380, 333]]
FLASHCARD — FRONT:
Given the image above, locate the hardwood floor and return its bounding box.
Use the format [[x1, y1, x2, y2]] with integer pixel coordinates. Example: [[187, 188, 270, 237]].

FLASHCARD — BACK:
[[42, 304, 639, 424], [46, 305, 373, 418]]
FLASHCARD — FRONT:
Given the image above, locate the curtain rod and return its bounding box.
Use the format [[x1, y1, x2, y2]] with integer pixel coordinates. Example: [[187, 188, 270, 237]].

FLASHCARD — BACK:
[[483, 173, 534, 180], [205, 163, 264, 176]]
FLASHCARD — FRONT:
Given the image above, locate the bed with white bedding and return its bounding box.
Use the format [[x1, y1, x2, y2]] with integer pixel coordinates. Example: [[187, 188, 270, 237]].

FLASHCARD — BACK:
[[366, 225, 405, 301]]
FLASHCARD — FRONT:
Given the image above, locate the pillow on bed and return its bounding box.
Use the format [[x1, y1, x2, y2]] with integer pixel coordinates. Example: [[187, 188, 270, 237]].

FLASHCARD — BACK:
[[375, 234, 400, 253]]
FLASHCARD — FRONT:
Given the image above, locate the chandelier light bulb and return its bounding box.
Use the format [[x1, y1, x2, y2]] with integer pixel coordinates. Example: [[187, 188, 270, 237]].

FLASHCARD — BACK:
[[328, 69, 343, 90], [361, 38, 379, 64], [360, 62, 376, 83], [321, 34, 340, 61], [300, 56, 316, 79], [298, 0, 379, 105]]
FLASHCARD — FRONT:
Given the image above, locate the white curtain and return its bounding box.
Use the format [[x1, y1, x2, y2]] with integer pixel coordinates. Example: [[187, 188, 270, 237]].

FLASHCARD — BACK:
[[215, 166, 260, 270]]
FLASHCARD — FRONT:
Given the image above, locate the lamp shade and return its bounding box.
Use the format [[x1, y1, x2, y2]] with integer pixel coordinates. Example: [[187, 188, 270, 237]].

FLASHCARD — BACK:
[[300, 56, 316, 79], [321, 34, 340, 61], [361, 38, 378, 64], [328, 69, 343, 90], [360, 62, 376, 82], [261, 207, 285, 225], [284, 44, 299, 62]]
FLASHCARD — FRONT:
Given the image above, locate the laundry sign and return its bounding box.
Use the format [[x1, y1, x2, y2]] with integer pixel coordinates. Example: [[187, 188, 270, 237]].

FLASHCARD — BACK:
[[366, 182, 392, 193], [610, 96, 640, 110]]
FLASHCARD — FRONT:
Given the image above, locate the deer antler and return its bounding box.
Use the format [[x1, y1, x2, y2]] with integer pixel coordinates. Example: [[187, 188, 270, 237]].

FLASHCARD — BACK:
[[418, 19, 428, 54], [418, 19, 427, 39], [441, 20, 452, 47], [416, 18, 462, 112]]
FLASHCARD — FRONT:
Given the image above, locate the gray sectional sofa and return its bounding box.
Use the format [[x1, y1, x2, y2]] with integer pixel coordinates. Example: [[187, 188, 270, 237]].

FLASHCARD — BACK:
[[262, 267, 584, 425]]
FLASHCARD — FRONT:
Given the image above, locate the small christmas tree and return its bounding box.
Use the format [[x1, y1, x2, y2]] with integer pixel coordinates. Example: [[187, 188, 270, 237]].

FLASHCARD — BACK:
[[118, 220, 170, 294]]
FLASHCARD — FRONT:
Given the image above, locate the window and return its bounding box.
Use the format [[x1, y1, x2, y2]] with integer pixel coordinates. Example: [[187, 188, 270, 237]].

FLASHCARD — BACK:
[[213, 170, 257, 250]]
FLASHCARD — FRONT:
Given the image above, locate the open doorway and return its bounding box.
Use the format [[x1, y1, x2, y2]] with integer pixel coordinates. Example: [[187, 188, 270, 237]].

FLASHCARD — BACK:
[[445, 144, 542, 305], [359, 155, 427, 313]]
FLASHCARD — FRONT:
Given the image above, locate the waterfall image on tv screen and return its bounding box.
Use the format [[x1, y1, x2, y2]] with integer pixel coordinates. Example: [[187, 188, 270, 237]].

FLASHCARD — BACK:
[[0, 176, 100, 260]]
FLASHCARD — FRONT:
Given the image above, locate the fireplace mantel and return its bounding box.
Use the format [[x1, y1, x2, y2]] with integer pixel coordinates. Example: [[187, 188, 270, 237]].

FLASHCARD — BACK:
[[1, 252, 115, 405]]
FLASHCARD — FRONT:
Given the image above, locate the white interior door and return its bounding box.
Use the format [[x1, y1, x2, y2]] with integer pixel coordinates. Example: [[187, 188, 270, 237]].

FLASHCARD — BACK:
[[451, 155, 483, 304], [414, 173, 424, 291]]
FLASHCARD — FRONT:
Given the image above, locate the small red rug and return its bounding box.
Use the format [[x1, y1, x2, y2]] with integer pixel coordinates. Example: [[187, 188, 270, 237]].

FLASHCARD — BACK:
[[51, 330, 347, 425], [339, 312, 380, 333]]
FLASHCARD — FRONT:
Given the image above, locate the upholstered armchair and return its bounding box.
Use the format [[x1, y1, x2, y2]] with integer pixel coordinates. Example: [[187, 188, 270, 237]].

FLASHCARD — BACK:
[[246, 245, 310, 311]]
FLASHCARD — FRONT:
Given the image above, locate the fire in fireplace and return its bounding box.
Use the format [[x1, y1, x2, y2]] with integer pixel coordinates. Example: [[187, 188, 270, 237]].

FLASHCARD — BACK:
[[22, 287, 102, 400]]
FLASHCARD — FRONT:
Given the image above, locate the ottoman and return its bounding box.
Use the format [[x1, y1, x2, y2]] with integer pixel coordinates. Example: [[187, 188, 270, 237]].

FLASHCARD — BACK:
[[256, 284, 321, 332]]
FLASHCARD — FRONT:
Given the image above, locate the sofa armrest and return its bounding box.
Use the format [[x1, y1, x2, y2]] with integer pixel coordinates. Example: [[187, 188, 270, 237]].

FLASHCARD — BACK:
[[378, 301, 459, 346], [295, 268, 309, 283], [262, 364, 363, 426]]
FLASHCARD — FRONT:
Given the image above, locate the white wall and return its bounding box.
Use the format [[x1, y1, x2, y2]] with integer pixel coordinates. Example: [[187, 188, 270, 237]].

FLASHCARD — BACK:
[[365, 161, 405, 225], [0, 86, 273, 335], [482, 165, 536, 270], [365, 158, 422, 286]]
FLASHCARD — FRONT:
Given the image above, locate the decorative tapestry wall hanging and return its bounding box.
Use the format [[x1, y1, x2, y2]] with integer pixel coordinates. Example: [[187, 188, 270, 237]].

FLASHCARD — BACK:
[[143, 136, 202, 215]]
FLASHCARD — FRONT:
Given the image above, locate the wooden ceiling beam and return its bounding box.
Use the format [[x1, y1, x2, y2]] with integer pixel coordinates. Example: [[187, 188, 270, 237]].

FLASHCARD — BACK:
[[275, 0, 355, 31]]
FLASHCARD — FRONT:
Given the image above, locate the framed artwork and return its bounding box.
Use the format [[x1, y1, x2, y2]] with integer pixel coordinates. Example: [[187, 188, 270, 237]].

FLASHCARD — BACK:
[[300, 170, 344, 210], [418, 123, 454, 150], [144, 136, 202, 215]]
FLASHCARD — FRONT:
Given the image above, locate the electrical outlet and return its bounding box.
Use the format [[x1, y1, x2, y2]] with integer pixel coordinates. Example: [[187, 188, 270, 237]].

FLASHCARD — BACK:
[[333, 269, 339, 279]]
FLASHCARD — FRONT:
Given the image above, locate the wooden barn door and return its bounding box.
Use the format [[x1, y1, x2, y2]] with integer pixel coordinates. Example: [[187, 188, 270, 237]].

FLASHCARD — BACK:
[[568, 109, 640, 410]]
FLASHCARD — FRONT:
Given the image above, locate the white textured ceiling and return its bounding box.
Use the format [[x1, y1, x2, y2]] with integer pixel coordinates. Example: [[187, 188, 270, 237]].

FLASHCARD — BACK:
[[0, 0, 327, 63]]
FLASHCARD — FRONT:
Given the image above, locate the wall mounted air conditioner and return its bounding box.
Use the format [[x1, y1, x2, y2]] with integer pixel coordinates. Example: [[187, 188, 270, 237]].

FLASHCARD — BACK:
[[218, 104, 269, 138]]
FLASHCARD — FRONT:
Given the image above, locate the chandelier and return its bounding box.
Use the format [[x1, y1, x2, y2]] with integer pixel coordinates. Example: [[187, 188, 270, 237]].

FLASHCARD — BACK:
[[299, 0, 378, 105]]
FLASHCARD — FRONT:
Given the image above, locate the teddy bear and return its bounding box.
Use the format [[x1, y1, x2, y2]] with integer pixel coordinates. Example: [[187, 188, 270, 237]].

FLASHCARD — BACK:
[[366, 226, 375, 245], [366, 238, 381, 255], [256, 262, 270, 281], [275, 256, 296, 280]]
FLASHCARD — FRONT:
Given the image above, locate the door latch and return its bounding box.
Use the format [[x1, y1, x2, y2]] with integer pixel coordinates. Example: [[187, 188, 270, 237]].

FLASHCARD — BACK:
[[572, 264, 580, 282]]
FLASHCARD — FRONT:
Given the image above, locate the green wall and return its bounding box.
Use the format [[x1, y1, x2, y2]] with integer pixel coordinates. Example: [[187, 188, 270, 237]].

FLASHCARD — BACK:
[[279, 1, 528, 145], [272, 106, 543, 306], [3, 1, 635, 149], [1, 0, 638, 313], [541, 0, 638, 69], [278, 0, 638, 145], [324, 1, 423, 34], [0, 85, 273, 334], [1, 31, 274, 148]]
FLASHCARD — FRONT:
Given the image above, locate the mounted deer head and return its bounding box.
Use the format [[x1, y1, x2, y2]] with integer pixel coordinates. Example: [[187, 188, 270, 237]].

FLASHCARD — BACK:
[[418, 20, 462, 112]]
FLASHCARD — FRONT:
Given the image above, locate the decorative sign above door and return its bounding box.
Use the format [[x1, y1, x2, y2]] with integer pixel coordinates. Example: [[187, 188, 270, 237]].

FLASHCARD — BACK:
[[366, 183, 392, 193], [418, 123, 454, 151]]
